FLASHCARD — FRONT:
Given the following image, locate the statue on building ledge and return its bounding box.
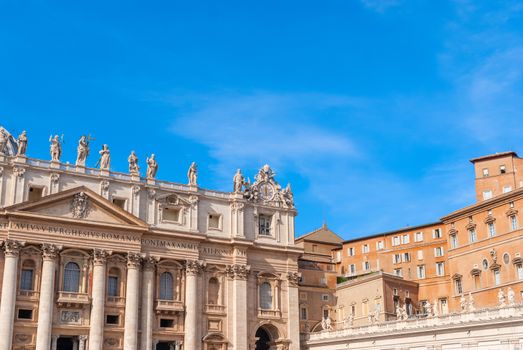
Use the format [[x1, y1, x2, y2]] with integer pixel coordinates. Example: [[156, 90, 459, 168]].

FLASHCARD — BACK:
[[498, 288, 506, 307], [98, 144, 111, 170], [188, 162, 197, 186], [16, 130, 27, 156], [146, 154, 158, 179], [467, 292, 475, 312], [0, 130, 7, 154], [128, 151, 139, 175], [76, 135, 90, 166], [460, 294, 467, 312], [507, 287, 515, 306], [233, 169, 244, 193], [49, 135, 62, 162]]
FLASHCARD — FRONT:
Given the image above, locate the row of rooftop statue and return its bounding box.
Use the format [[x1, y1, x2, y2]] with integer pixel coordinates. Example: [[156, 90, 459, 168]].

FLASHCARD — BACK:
[[0, 128, 294, 204], [320, 287, 518, 331]]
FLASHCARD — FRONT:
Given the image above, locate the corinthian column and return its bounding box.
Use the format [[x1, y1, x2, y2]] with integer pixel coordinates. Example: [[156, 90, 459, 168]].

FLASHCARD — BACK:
[[287, 272, 301, 350], [228, 264, 250, 350], [123, 252, 142, 350], [88, 249, 109, 350], [184, 260, 204, 350], [140, 257, 157, 350], [35, 244, 60, 350], [0, 240, 23, 350]]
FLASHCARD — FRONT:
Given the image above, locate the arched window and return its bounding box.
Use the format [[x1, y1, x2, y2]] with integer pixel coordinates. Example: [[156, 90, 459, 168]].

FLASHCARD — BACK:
[[20, 259, 35, 291], [63, 262, 81, 292], [107, 267, 120, 297], [159, 272, 174, 300], [259, 282, 272, 310], [208, 277, 220, 305]]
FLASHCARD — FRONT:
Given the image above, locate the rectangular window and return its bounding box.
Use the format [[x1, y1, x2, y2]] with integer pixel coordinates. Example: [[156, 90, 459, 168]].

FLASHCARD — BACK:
[[494, 269, 501, 285], [468, 229, 477, 243], [322, 294, 329, 301], [436, 262, 445, 276], [394, 268, 402, 277], [482, 168, 489, 177], [392, 236, 400, 246], [393, 254, 401, 264], [112, 198, 126, 209], [434, 247, 444, 257], [503, 186, 512, 193], [483, 191, 493, 200], [300, 307, 308, 320], [323, 308, 329, 319], [362, 301, 368, 316], [28, 186, 43, 202], [450, 234, 458, 249], [162, 207, 181, 222], [320, 278, 326, 285], [439, 298, 448, 315], [106, 315, 119, 325], [517, 264, 523, 280], [259, 214, 272, 236], [348, 247, 355, 256], [474, 275, 480, 289], [500, 165, 506, 174], [417, 250, 423, 260], [376, 240, 384, 250], [208, 214, 221, 230], [351, 305, 356, 315], [510, 215, 518, 231], [417, 265, 426, 279], [160, 318, 174, 328], [488, 223, 496, 237], [414, 231, 423, 242], [363, 261, 370, 271], [433, 229, 442, 239], [17, 309, 33, 320], [350, 264, 356, 275], [107, 276, 119, 297], [402, 234, 410, 244], [454, 278, 463, 295], [20, 269, 34, 291], [362, 244, 369, 254], [403, 252, 410, 262]]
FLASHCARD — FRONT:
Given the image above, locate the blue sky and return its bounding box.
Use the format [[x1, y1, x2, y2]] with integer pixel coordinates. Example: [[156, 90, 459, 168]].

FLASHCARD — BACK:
[[2, 0, 523, 239]]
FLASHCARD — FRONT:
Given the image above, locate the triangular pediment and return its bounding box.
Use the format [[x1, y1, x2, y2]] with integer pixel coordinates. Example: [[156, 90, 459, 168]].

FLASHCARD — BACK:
[[3, 186, 147, 228]]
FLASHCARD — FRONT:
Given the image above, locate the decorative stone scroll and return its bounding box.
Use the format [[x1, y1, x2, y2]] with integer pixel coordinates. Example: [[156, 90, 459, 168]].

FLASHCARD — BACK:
[[42, 243, 60, 260], [287, 271, 302, 287], [93, 249, 109, 264], [2, 239, 24, 257], [71, 192, 90, 219], [230, 201, 245, 214], [127, 252, 142, 268], [50, 172, 60, 184], [225, 264, 251, 280], [13, 167, 26, 178], [60, 310, 81, 324], [185, 260, 205, 275]]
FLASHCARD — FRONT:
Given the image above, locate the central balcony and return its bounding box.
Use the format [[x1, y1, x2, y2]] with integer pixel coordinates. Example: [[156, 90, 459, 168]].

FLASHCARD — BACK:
[[205, 304, 226, 315], [18, 290, 40, 300], [258, 309, 282, 318], [57, 291, 90, 307], [156, 299, 184, 315]]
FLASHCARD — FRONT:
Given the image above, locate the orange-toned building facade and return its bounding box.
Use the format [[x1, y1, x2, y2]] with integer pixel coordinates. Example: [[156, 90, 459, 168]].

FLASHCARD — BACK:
[[299, 151, 523, 327]]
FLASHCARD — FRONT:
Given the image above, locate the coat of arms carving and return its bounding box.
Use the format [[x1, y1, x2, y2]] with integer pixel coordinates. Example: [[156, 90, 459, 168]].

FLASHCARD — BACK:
[[71, 192, 90, 219]]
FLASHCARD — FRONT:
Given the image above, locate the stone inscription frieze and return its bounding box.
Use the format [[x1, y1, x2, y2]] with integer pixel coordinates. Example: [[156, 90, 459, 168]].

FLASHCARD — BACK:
[[5, 221, 198, 251]]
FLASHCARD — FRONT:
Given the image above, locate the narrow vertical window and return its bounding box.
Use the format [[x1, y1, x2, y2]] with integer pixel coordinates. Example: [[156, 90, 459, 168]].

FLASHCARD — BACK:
[[468, 229, 477, 243], [450, 234, 458, 249], [63, 262, 81, 292], [493, 269, 501, 285], [259, 282, 272, 310], [510, 215, 518, 231], [159, 272, 174, 300], [20, 269, 34, 291], [488, 223, 496, 237], [207, 277, 220, 305]]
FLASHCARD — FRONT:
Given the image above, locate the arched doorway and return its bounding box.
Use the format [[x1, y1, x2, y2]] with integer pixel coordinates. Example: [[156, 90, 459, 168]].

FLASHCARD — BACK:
[[255, 327, 271, 350]]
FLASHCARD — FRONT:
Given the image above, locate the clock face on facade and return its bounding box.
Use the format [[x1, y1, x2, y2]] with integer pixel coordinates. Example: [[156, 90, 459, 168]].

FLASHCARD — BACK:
[[258, 182, 275, 201]]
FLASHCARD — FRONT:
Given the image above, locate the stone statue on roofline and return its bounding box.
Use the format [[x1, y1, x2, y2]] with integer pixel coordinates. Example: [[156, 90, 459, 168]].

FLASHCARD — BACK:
[[498, 288, 506, 307], [460, 294, 467, 312], [188, 162, 197, 186], [507, 287, 515, 306], [128, 151, 139, 175], [233, 169, 244, 193], [146, 154, 158, 179], [16, 131, 27, 156], [0, 131, 7, 154], [49, 135, 62, 162], [467, 292, 475, 312], [425, 300, 433, 317], [98, 144, 111, 170], [76, 135, 90, 166]]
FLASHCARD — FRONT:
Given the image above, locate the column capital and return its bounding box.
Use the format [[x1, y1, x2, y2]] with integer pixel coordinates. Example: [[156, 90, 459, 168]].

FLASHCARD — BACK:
[[127, 252, 142, 269], [2, 239, 24, 257], [185, 260, 205, 275], [42, 243, 61, 260], [92, 249, 110, 265], [79, 335, 88, 341], [142, 256, 158, 270], [286, 271, 301, 287], [225, 264, 251, 280]]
